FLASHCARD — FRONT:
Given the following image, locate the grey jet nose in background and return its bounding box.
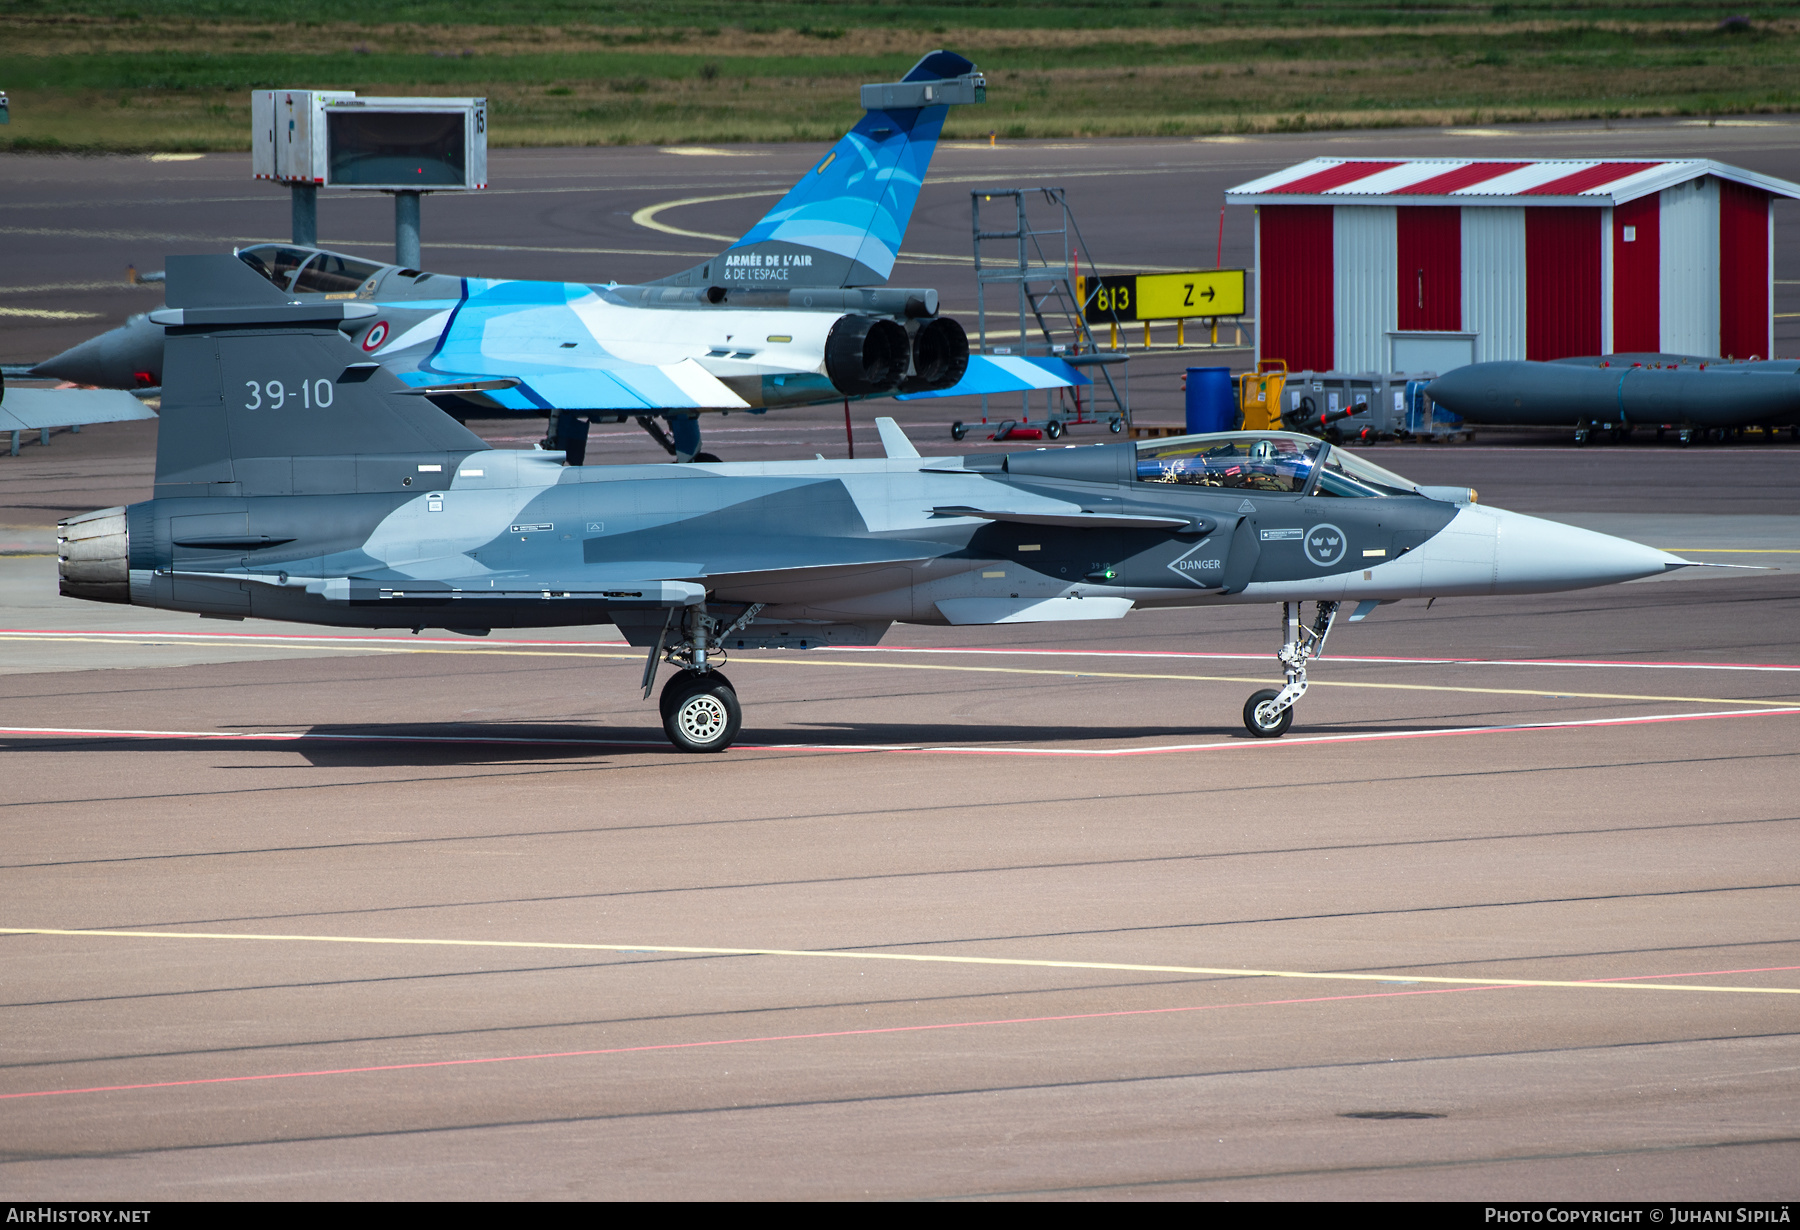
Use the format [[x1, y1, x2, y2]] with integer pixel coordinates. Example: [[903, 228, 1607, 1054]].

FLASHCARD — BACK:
[[31, 312, 164, 389], [1427, 357, 1800, 441], [1425, 361, 1569, 427]]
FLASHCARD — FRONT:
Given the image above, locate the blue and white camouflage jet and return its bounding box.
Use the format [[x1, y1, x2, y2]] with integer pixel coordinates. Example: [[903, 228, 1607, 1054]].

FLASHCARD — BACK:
[[58, 255, 1708, 753], [33, 52, 1087, 464]]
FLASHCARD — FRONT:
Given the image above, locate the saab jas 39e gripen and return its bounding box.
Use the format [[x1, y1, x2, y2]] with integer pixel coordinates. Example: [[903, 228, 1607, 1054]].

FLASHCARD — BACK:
[[56, 255, 1705, 752], [32, 52, 1089, 465]]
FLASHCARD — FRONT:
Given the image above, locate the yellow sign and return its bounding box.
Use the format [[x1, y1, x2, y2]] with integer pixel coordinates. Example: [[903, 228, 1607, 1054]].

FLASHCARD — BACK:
[[1081, 269, 1245, 323]]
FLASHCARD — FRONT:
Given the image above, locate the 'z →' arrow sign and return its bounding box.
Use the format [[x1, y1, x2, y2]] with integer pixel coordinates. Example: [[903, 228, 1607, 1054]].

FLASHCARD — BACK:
[[1080, 269, 1245, 324]]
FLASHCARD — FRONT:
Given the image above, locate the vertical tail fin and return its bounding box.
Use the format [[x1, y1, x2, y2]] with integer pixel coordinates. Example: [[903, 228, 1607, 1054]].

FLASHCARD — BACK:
[[653, 51, 983, 291], [152, 255, 486, 497]]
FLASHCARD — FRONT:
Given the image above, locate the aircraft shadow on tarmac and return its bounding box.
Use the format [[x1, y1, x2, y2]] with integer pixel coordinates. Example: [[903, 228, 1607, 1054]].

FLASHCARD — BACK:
[[0, 716, 1448, 769], [787, 719, 1247, 744], [0, 725, 621, 768]]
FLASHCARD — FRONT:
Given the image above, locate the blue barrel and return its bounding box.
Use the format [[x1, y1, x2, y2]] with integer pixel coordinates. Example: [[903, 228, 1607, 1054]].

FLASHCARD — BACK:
[[1185, 366, 1235, 435]]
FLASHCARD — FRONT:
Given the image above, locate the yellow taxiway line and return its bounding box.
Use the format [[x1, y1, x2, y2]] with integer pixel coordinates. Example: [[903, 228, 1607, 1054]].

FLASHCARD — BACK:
[[1, 926, 1794, 996], [629, 190, 778, 242], [0, 631, 1791, 710]]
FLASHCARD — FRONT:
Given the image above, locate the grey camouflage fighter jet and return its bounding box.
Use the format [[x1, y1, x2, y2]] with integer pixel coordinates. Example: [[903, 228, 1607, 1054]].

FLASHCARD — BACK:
[[58, 256, 1702, 751]]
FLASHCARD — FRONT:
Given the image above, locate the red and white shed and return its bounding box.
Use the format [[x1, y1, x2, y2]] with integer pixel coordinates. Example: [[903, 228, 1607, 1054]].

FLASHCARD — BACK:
[[1224, 158, 1800, 372]]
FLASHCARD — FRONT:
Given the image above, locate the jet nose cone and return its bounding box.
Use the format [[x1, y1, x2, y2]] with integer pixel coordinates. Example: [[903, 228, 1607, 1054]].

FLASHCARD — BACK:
[[31, 332, 116, 384], [28, 347, 86, 384], [1423, 365, 1483, 413], [1491, 508, 1689, 593], [30, 314, 163, 388]]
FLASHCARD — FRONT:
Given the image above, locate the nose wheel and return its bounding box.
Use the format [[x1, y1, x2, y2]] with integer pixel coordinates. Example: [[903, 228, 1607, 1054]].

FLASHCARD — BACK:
[[1242, 601, 1338, 738], [1243, 689, 1293, 738]]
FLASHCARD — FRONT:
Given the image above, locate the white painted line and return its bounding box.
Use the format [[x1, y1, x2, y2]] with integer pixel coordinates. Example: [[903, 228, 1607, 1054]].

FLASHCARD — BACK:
[[842, 646, 1800, 673]]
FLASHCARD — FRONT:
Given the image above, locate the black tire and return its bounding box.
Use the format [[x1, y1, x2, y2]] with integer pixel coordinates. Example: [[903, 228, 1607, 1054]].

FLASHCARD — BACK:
[[1046, 420, 1064, 440], [1243, 688, 1293, 738], [1108, 417, 1123, 434], [661, 673, 741, 752], [692, 451, 722, 464], [659, 668, 734, 723], [950, 421, 967, 441]]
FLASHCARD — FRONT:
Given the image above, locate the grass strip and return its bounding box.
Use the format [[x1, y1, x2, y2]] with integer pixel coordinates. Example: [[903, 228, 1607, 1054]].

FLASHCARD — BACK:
[[3, 12, 1795, 150]]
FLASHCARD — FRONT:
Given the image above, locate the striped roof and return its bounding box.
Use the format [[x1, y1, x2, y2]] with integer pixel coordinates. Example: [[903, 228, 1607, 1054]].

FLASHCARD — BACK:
[[1225, 158, 1800, 207]]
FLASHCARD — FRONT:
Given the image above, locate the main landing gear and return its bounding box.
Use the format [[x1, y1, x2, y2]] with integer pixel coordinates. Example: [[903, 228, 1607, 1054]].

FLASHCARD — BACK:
[[635, 414, 721, 464], [1243, 601, 1339, 738], [643, 603, 763, 752], [661, 670, 740, 752]]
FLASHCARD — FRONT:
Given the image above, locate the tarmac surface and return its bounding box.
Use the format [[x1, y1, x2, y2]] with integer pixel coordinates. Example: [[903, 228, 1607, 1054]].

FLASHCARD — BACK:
[[2, 120, 1799, 1200]]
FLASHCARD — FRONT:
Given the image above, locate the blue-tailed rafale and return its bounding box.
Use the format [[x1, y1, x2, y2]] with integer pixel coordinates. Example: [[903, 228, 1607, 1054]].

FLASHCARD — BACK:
[[57, 255, 1712, 753], [32, 52, 1086, 464]]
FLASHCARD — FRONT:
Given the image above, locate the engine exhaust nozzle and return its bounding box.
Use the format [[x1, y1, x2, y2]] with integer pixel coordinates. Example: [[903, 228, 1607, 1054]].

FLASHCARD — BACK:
[[825, 315, 910, 396], [58, 506, 130, 604]]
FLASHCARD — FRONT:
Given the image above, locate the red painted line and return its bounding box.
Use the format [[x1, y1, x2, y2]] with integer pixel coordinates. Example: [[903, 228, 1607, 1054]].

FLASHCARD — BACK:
[[0, 628, 629, 649], [0, 981, 1514, 1103], [895, 706, 1800, 758], [1582, 964, 1800, 985]]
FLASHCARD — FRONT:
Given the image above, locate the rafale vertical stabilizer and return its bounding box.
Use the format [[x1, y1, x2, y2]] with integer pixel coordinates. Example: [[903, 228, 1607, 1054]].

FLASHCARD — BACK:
[[652, 51, 984, 291]]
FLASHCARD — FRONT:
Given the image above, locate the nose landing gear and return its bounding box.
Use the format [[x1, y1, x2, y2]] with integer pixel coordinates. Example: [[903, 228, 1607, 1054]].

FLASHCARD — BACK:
[[1243, 600, 1339, 738]]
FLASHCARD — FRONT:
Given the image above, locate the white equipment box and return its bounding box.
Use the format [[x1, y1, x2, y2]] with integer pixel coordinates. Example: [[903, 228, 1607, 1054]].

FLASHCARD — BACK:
[[252, 91, 487, 190]]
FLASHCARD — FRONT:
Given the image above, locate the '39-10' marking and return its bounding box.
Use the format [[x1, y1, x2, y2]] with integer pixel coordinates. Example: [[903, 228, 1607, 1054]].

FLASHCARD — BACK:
[[245, 379, 334, 410]]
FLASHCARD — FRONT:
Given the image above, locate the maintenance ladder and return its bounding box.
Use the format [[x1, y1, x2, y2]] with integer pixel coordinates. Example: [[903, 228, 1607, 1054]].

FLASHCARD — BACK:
[[970, 187, 1128, 434]]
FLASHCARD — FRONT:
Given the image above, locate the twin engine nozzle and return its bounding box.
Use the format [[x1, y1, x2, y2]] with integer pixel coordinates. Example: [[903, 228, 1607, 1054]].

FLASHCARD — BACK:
[[825, 314, 968, 398]]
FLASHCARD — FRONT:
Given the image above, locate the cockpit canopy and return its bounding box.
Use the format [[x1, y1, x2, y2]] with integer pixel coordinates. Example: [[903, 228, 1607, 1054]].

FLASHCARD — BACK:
[[236, 245, 389, 296], [1135, 431, 1421, 498]]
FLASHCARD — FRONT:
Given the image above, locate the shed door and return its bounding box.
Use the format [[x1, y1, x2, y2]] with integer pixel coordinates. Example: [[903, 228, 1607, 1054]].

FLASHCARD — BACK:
[[1525, 208, 1603, 360]]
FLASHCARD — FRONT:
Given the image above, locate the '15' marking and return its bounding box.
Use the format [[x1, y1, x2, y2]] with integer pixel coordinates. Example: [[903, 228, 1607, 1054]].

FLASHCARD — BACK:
[[245, 379, 334, 410]]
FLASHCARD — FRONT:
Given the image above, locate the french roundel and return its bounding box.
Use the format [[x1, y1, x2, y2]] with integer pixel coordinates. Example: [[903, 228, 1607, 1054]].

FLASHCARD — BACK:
[[361, 321, 390, 352]]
